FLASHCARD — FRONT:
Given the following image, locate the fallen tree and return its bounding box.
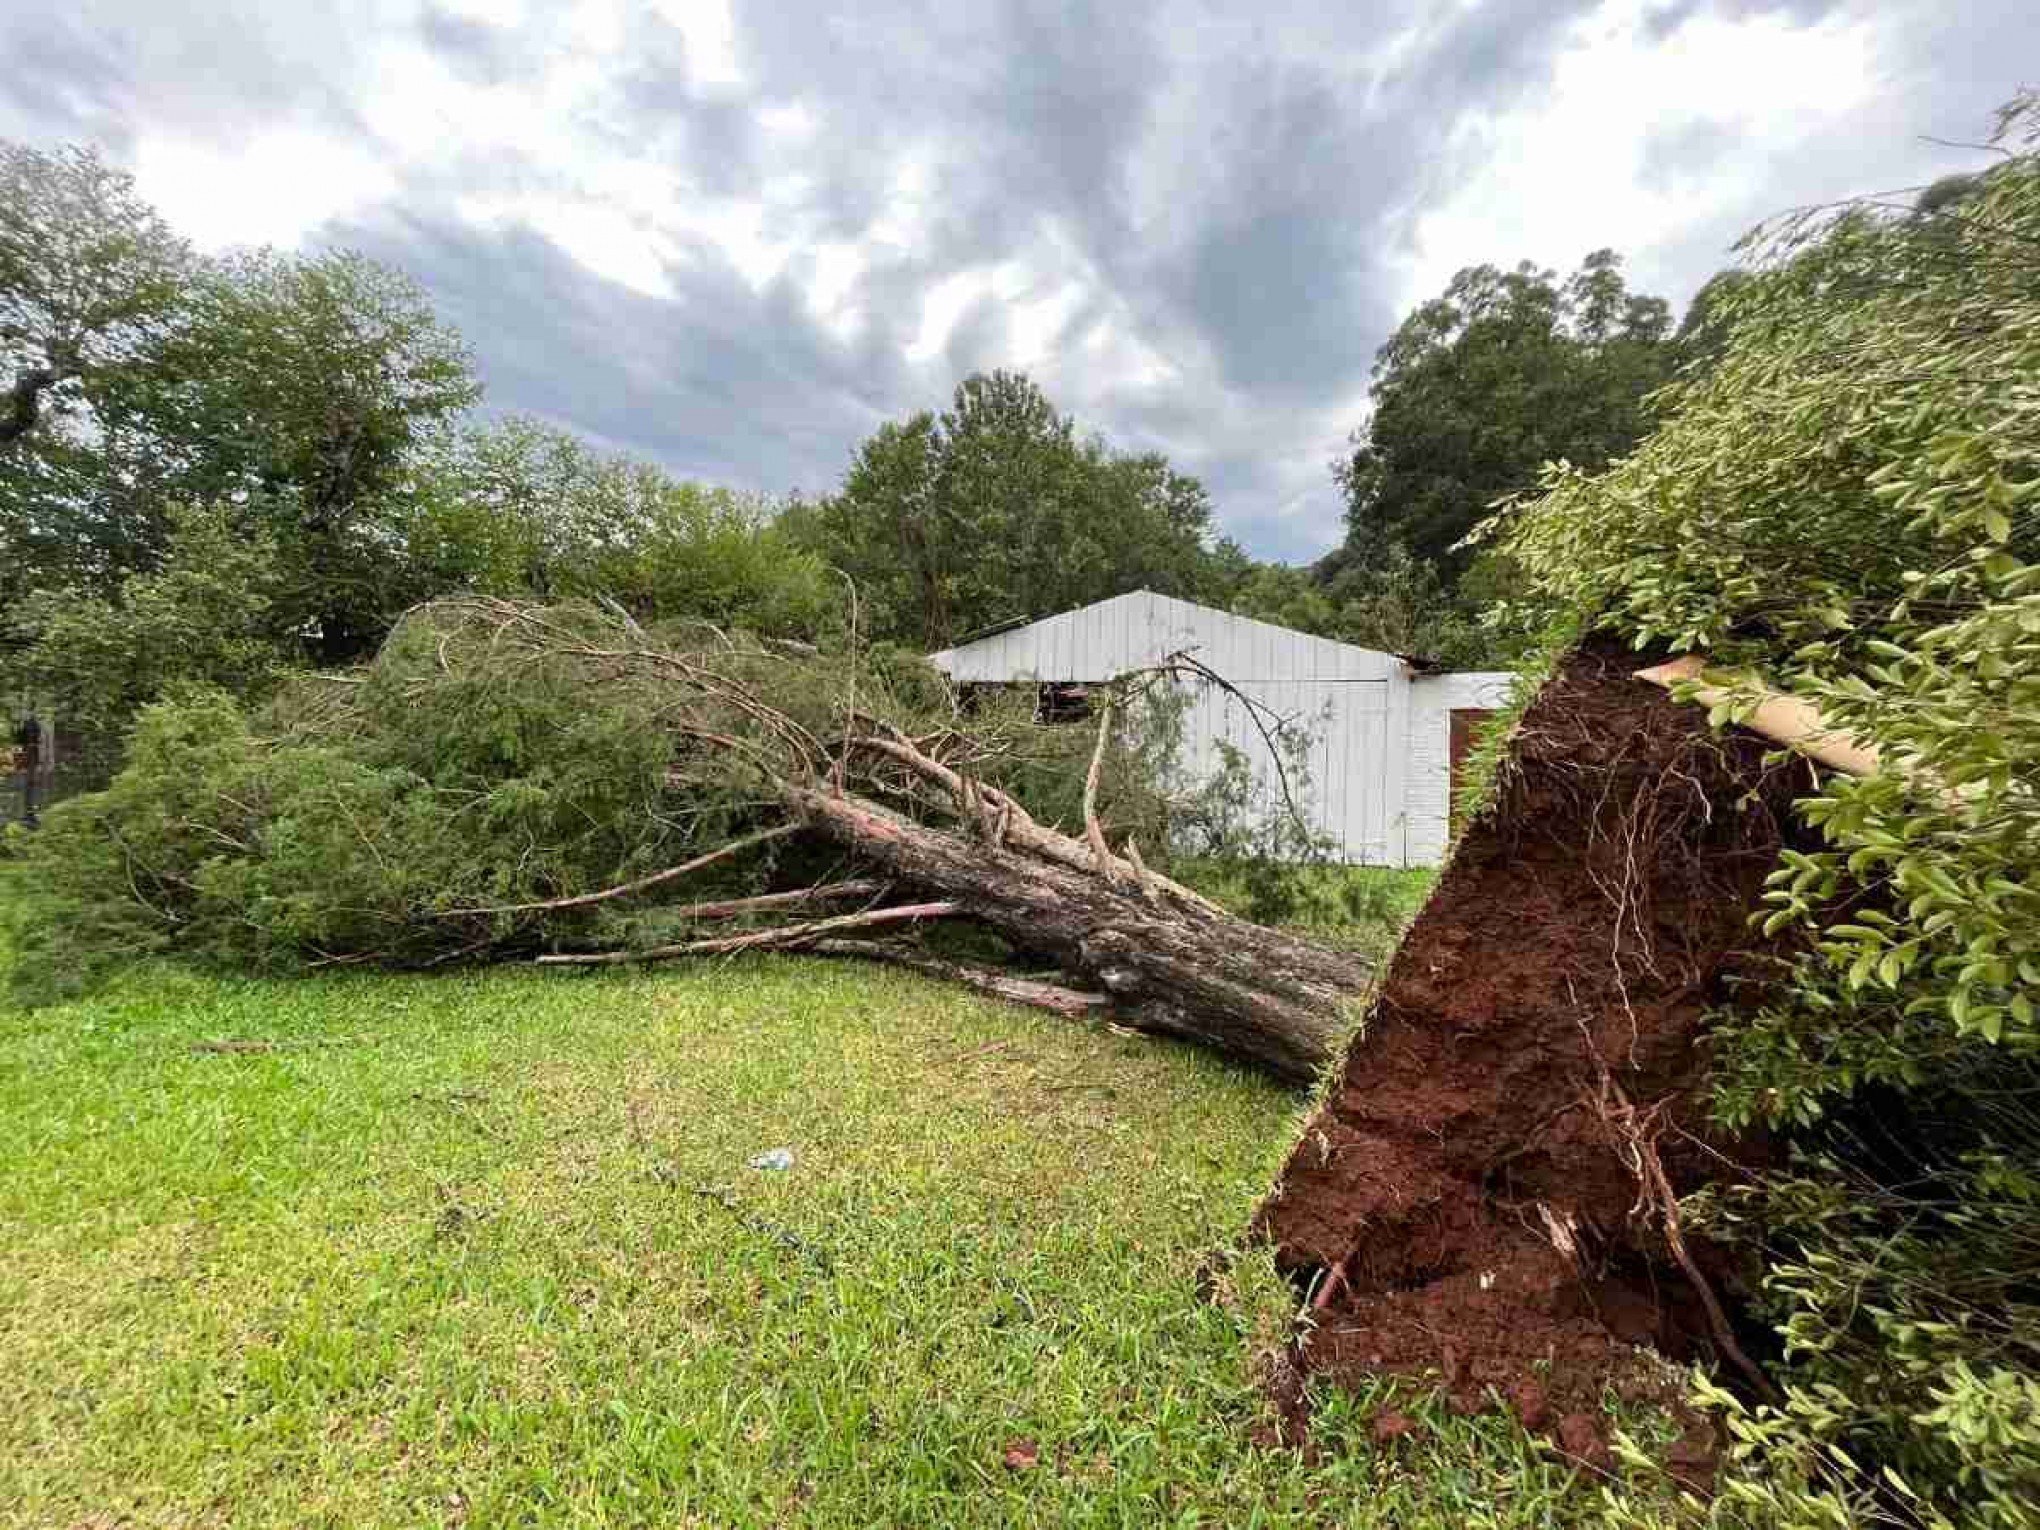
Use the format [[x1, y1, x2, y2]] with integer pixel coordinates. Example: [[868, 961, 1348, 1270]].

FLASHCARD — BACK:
[[8, 596, 1370, 1081]]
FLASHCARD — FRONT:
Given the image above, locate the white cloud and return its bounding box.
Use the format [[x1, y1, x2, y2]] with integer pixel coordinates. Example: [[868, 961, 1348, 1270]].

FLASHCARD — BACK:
[[433, 0, 529, 21], [1393, 0, 1880, 309], [650, 0, 742, 87], [904, 266, 997, 364], [457, 191, 678, 297], [1004, 278, 1084, 370], [132, 131, 398, 251], [758, 100, 815, 135], [122, 14, 808, 293]]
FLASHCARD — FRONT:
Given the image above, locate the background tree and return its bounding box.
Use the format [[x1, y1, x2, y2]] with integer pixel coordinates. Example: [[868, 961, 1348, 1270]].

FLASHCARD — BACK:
[[0, 145, 193, 611], [793, 371, 1223, 647], [1669, 268, 1753, 373], [0, 144, 190, 453], [412, 415, 836, 636], [1335, 250, 1675, 583], [98, 248, 481, 662], [1216, 529, 1492, 665], [0, 164, 480, 662], [3, 140, 837, 757], [5, 503, 290, 746]]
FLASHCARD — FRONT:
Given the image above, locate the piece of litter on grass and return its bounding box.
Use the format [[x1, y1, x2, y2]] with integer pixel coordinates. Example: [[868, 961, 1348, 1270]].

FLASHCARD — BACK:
[[747, 1147, 795, 1171]]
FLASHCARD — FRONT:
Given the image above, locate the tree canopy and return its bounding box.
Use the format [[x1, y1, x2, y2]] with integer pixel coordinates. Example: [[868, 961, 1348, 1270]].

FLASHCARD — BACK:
[[0, 139, 846, 738], [1337, 250, 1676, 580], [790, 370, 1223, 648], [407, 415, 836, 637], [0, 143, 191, 453], [0, 227, 481, 659]]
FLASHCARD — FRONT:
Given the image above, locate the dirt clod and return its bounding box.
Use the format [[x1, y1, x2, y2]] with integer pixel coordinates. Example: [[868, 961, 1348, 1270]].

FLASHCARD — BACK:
[[1557, 1413, 1613, 1473], [1667, 1418, 1721, 1492], [1508, 1377, 1552, 1432], [1370, 1409, 1419, 1445], [1256, 638, 1805, 1470]]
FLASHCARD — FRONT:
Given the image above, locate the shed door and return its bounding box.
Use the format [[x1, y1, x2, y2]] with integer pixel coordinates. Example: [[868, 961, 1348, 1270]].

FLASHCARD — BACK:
[[1180, 679, 1390, 864]]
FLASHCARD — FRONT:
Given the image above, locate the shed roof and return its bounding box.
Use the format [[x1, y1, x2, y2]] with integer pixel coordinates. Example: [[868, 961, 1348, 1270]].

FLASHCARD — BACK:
[[926, 590, 1404, 684]]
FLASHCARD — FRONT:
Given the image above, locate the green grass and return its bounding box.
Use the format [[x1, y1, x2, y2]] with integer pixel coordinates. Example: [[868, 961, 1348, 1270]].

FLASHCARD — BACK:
[[1174, 860, 1439, 953], [0, 904, 1664, 1526]]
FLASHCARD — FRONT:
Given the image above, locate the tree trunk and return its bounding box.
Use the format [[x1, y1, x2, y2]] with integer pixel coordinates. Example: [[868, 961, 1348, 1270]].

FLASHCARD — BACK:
[[787, 786, 1371, 1083], [2, 365, 59, 448]]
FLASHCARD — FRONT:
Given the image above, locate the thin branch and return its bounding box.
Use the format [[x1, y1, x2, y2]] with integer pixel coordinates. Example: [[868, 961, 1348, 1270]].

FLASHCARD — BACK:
[[1151, 651, 1317, 845], [832, 565, 860, 795], [1918, 132, 2015, 160], [806, 939, 1111, 1018], [533, 900, 961, 965], [439, 823, 798, 917], [1083, 698, 1122, 883], [660, 880, 891, 923]]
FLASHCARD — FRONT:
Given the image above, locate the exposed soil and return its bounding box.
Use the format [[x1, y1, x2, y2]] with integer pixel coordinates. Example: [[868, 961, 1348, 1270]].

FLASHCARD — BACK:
[[1254, 637, 1812, 1470]]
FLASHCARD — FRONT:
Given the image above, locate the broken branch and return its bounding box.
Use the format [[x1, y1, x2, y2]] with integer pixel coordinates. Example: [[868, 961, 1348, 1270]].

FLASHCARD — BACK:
[[439, 824, 800, 917], [806, 939, 1112, 1018], [533, 900, 961, 965]]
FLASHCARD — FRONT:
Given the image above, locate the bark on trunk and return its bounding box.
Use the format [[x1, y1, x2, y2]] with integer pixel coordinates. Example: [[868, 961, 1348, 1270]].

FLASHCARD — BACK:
[[787, 786, 1372, 1083]]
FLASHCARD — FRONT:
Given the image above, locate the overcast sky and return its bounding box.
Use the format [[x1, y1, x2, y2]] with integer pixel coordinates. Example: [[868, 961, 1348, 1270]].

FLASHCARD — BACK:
[[3, 1, 2028, 560]]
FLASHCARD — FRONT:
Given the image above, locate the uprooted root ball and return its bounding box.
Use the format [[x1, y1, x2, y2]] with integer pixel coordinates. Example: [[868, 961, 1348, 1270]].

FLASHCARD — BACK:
[[1255, 637, 1813, 1471]]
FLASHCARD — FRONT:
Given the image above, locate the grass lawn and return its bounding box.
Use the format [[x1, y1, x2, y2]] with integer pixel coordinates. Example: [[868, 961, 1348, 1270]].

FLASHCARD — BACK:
[[0, 891, 1662, 1527]]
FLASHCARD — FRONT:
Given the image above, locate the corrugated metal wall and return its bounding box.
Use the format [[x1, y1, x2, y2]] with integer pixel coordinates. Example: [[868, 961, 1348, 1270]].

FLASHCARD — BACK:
[[930, 590, 1400, 684], [1174, 675, 1390, 861], [933, 591, 1401, 861], [929, 590, 1514, 866]]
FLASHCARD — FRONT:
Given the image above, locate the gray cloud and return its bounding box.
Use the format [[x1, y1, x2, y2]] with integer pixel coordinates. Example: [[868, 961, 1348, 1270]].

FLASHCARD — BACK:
[[415, 6, 519, 88], [3, 0, 2035, 564], [1640, 0, 1846, 43], [1, 22, 136, 153], [330, 205, 905, 497]]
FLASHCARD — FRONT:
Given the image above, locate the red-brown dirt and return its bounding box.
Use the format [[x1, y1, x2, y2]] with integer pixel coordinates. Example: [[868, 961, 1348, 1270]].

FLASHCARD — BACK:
[[1254, 638, 1809, 1465]]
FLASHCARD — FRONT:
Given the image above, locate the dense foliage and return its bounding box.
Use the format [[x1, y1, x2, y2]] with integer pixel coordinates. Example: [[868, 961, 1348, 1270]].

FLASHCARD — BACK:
[[0, 143, 189, 466], [1212, 247, 1698, 668], [788, 370, 1227, 648], [1507, 97, 2040, 1526], [0, 146, 853, 761], [5, 505, 290, 746], [2, 600, 1181, 1000], [2, 221, 479, 654], [408, 416, 838, 636], [1337, 249, 1678, 582]]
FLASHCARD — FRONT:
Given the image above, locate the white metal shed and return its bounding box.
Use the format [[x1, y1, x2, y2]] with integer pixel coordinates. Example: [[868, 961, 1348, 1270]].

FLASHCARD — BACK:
[[926, 590, 1513, 867]]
